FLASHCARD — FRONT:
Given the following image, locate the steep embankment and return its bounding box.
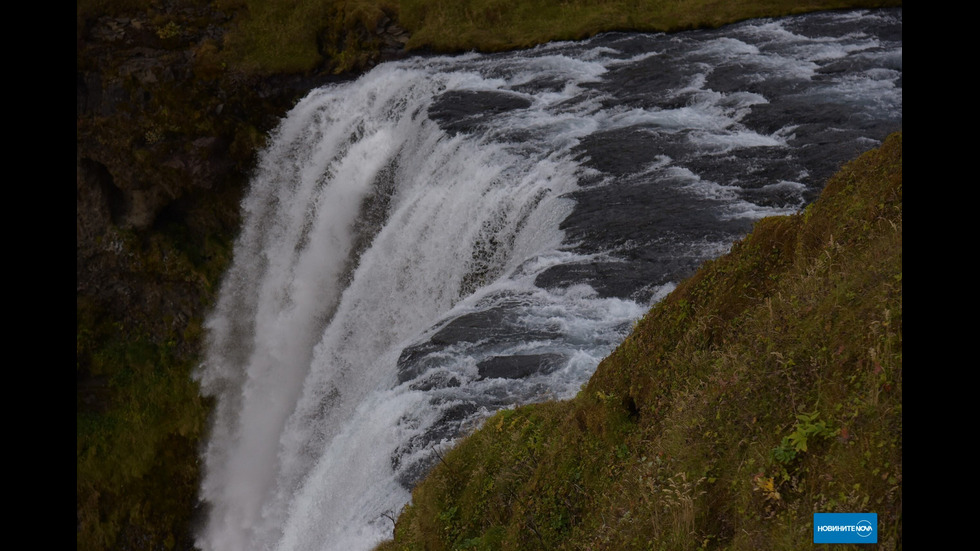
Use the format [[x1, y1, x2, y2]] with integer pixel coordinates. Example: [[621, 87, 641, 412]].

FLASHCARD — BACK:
[[378, 132, 902, 550]]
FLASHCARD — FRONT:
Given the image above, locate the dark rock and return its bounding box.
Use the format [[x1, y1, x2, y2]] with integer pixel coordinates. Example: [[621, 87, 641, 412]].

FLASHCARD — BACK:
[[428, 90, 532, 135], [76, 158, 116, 245], [476, 353, 565, 380]]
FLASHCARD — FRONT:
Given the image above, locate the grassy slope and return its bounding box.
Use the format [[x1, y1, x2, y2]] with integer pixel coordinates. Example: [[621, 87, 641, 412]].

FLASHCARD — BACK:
[[378, 132, 902, 550], [398, 0, 900, 52], [212, 0, 901, 75]]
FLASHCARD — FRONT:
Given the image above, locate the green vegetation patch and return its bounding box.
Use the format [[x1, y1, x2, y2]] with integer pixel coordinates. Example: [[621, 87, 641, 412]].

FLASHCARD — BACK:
[[210, 0, 901, 75], [398, 0, 899, 52], [211, 0, 398, 74], [76, 225, 233, 551], [378, 132, 902, 550]]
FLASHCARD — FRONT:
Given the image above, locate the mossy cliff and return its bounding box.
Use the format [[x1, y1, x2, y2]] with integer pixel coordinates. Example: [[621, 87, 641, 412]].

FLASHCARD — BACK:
[[76, 1, 900, 549], [377, 133, 902, 550]]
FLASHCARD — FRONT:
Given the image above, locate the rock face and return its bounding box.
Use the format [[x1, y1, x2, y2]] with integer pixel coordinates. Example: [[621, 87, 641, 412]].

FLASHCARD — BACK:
[[76, 3, 361, 326], [76, 3, 412, 238], [77, 11, 231, 234]]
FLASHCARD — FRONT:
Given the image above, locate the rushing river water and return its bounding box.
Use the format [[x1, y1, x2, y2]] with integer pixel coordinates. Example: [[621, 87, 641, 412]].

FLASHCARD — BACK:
[[195, 9, 901, 550]]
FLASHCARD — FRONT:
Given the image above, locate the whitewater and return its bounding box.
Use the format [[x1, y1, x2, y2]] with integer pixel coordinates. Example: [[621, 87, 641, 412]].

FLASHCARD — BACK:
[[195, 9, 901, 551]]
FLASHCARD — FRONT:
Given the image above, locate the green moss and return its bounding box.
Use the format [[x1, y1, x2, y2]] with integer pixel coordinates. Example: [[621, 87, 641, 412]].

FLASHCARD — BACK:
[[380, 133, 902, 550], [76, 219, 233, 550], [76, 328, 212, 551], [213, 0, 398, 75]]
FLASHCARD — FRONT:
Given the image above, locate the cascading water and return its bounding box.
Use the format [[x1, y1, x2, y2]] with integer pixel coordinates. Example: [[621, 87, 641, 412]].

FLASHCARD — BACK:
[[196, 9, 901, 551]]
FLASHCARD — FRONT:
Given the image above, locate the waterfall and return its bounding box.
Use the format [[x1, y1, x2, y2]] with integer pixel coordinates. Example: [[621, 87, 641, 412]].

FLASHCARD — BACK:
[[196, 9, 901, 551]]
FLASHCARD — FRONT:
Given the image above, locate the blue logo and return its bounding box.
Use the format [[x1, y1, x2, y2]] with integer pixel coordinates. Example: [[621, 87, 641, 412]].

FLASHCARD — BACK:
[[813, 513, 877, 544]]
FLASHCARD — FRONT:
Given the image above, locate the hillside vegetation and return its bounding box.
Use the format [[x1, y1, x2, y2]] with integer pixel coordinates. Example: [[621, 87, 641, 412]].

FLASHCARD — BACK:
[[397, 0, 900, 53], [377, 132, 902, 550], [227, 0, 900, 73], [79, 0, 902, 76]]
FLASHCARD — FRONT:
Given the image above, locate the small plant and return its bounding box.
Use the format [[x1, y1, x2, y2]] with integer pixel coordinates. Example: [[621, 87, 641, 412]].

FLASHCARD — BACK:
[[663, 471, 706, 537], [156, 21, 182, 40], [771, 410, 836, 465], [752, 473, 781, 503]]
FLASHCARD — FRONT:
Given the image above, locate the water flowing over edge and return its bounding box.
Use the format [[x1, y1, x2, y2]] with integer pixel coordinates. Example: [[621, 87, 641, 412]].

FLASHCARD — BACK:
[[195, 9, 901, 551]]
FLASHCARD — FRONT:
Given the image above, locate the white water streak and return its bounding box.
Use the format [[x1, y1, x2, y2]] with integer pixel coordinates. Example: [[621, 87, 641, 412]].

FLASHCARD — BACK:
[[196, 62, 589, 551]]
